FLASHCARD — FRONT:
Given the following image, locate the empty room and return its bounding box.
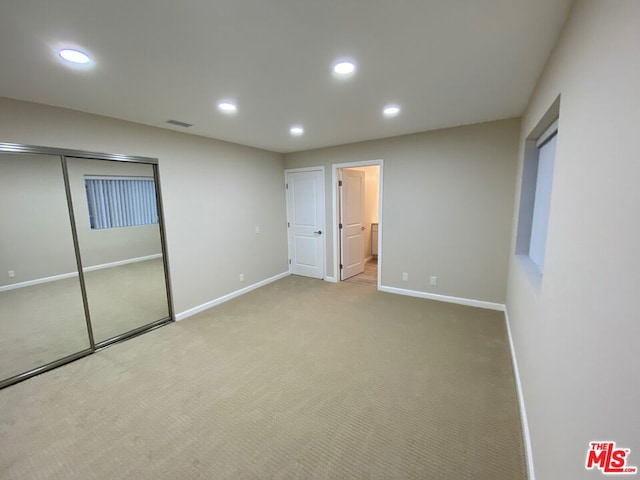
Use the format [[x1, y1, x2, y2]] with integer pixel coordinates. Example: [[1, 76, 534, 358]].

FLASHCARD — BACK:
[[0, 1, 638, 479]]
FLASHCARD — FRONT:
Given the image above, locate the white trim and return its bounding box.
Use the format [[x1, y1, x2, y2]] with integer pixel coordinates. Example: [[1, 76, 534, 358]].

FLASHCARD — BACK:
[[378, 285, 505, 311], [323, 276, 338, 283], [331, 159, 384, 287], [0, 253, 163, 292], [284, 166, 326, 280], [504, 307, 536, 480], [175, 271, 290, 321], [83, 253, 162, 273], [0, 271, 78, 292], [364, 255, 373, 264], [283, 166, 324, 173]]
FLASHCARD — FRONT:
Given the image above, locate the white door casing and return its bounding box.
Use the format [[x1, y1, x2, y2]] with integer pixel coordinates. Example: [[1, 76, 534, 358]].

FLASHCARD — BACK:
[[285, 168, 325, 279], [339, 169, 365, 280]]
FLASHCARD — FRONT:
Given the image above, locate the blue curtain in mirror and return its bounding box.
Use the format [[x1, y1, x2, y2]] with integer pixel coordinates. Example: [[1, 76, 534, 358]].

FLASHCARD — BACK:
[[84, 177, 158, 229]]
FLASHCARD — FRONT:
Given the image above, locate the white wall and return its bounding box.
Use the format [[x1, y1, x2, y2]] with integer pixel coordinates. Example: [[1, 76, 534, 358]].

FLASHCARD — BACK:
[[285, 119, 519, 304], [505, 1, 640, 478], [0, 154, 77, 286], [0, 97, 289, 315]]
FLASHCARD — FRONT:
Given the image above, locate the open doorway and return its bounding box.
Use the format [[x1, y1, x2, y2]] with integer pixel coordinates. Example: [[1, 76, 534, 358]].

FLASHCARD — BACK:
[[332, 161, 382, 288]]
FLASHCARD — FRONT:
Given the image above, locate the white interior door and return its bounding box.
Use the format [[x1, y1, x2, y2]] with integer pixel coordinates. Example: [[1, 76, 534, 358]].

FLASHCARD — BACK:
[[340, 169, 365, 280], [286, 169, 325, 279]]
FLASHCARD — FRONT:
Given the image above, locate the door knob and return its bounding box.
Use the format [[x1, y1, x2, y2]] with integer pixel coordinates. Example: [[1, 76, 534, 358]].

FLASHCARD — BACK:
[[313, 230, 322, 235], [361, 226, 365, 231]]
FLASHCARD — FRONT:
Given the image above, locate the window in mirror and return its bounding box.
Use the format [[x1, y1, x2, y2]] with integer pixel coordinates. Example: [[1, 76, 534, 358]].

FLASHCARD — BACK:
[[84, 176, 158, 229]]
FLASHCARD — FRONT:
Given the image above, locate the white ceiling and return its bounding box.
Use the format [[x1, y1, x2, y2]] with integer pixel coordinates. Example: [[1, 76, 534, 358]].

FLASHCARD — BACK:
[[0, 0, 572, 153]]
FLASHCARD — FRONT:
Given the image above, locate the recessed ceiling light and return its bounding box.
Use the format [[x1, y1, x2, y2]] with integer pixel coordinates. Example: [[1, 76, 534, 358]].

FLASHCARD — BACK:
[[383, 104, 401, 117], [58, 48, 91, 65], [217, 101, 237, 113], [290, 126, 304, 136], [333, 61, 356, 75]]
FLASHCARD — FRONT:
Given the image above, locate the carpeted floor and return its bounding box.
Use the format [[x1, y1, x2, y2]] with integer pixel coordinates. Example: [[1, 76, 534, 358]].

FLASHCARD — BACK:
[[0, 275, 526, 479], [0, 258, 169, 380]]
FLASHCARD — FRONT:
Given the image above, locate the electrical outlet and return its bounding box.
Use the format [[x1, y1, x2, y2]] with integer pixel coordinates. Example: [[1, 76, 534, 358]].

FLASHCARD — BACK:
[[402, 272, 408, 281], [8, 270, 15, 278], [255, 225, 260, 234], [430, 276, 437, 286], [239, 273, 244, 282]]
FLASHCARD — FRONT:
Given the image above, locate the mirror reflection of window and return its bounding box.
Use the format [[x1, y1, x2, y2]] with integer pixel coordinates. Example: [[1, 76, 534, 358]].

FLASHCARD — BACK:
[[84, 176, 158, 229], [68, 158, 170, 344], [0, 148, 173, 389]]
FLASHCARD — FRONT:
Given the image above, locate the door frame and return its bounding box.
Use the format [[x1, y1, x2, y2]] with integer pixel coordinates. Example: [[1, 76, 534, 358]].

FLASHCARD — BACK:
[[284, 166, 326, 279], [331, 159, 384, 288]]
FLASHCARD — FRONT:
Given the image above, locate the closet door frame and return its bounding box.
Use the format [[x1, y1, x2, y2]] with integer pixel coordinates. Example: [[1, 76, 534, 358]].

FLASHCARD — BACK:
[[0, 142, 175, 389]]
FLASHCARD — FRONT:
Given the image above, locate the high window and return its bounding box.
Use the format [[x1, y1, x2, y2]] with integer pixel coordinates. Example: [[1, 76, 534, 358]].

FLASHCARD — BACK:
[[516, 99, 560, 289]]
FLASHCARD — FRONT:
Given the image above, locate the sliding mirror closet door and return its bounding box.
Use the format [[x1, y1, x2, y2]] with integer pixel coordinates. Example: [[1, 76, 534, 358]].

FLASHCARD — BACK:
[[66, 157, 170, 344], [0, 154, 91, 381]]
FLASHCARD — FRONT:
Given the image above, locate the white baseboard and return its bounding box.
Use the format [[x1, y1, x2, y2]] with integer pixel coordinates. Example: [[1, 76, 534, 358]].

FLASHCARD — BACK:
[[364, 256, 373, 264], [83, 253, 162, 273], [378, 285, 505, 311], [0, 253, 163, 292], [504, 307, 535, 480], [0, 271, 78, 292], [323, 276, 338, 283], [175, 271, 290, 321]]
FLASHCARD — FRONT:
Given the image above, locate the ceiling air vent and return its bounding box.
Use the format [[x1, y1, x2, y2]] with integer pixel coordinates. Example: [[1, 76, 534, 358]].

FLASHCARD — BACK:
[[166, 119, 193, 128]]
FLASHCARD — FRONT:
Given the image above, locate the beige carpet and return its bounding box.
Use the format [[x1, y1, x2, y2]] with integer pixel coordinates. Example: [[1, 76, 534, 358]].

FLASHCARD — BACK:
[[83, 258, 169, 342], [0, 258, 169, 380], [0, 276, 526, 479]]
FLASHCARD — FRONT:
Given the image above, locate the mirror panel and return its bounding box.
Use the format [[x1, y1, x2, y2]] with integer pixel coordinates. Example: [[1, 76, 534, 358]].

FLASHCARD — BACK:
[[67, 158, 169, 343], [0, 154, 90, 380]]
